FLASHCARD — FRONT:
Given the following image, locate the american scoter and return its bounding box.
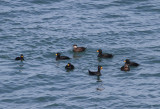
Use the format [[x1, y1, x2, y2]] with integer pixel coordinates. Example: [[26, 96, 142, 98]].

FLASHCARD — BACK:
[[15, 54, 24, 61], [65, 63, 74, 70], [56, 53, 70, 60], [124, 59, 139, 67], [88, 66, 103, 76], [97, 49, 113, 58]]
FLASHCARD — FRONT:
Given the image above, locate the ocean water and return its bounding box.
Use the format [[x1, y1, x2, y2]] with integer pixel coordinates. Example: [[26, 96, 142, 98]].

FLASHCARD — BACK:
[[0, 0, 160, 108]]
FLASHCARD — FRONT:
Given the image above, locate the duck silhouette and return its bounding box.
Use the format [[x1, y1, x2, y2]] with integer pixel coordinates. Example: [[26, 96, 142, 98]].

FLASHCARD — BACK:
[[56, 53, 70, 60], [124, 59, 139, 67], [73, 44, 86, 52], [15, 54, 24, 61], [88, 66, 103, 76], [97, 49, 113, 58], [65, 63, 74, 70]]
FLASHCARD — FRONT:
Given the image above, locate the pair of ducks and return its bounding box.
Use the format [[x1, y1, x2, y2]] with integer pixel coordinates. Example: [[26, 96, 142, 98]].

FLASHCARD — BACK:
[[121, 59, 139, 71], [56, 44, 86, 60]]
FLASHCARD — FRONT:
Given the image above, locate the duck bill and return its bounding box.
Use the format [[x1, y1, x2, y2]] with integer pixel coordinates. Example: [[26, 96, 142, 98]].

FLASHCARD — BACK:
[[124, 60, 126, 62], [97, 50, 99, 52], [68, 64, 70, 66], [100, 67, 103, 70], [56, 54, 57, 56]]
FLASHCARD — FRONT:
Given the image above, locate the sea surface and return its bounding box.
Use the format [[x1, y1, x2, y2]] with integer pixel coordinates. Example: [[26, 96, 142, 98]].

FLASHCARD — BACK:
[[0, 0, 160, 109]]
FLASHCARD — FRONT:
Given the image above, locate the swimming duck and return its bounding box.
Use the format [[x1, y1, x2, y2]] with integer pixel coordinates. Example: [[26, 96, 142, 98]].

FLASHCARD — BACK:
[[121, 63, 130, 71], [15, 54, 24, 61], [97, 49, 113, 58], [124, 59, 139, 66], [73, 44, 86, 52], [56, 53, 70, 60], [88, 66, 103, 76], [65, 63, 74, 70]]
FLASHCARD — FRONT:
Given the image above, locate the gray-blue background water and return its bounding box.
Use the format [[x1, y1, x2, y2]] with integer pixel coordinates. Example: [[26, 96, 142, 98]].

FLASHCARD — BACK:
[[0, 0, 160, 108]]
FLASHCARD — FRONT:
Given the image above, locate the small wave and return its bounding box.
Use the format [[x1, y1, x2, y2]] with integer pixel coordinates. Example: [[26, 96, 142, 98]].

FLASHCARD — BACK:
[[139, 73, 160, 77], [30, 0, 62, 4]]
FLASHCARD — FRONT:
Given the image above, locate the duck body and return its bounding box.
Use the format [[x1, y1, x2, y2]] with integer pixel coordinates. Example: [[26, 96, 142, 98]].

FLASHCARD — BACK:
[[15, 54, 24, 61], [97, 49, 113, 58], [88, 66, 102, 76], [98, 53, 113, 58], [73, 44, 86, 52], [65, 63, 74, 70], [56, 56, 70, 60], [88, 70, 101, 76], [56, 53, 70, 60], [121, 63, 130, 71], [125, 59, 139, 67]]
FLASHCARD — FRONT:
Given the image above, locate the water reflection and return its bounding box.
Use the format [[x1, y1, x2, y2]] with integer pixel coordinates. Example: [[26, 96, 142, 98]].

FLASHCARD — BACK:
[[97, 75, 102, 82], [96, 76, 105, 91], [96, 82, 105, 91], [97, 58, 102, 62], [73, 52, 82, 59], [17, 61, 24, 73]]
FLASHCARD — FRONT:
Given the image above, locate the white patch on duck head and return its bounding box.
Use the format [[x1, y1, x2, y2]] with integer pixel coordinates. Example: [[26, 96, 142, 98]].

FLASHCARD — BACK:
[[73, 45, 77, 48]]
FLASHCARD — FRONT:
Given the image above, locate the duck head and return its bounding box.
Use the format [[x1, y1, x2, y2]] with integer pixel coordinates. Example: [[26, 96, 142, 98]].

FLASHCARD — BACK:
[[98, 65, 103, 71], [56, 53, 61, 57], [73, 44, 77, 48], [124, 59, 130, 64], [97, 49, 102, 54], [67, 63, 71, 67], [20, 54, 24, 58]]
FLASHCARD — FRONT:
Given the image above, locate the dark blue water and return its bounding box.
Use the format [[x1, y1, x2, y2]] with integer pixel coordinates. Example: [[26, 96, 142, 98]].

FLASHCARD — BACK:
[[0, 0, 160, 108]]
